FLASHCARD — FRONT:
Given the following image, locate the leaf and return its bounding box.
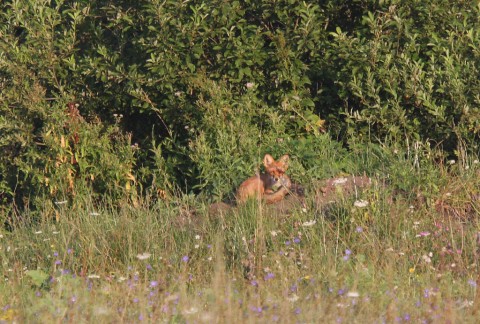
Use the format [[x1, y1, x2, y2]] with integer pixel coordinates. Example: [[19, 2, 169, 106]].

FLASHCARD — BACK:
[[26, 269, 49, 287]]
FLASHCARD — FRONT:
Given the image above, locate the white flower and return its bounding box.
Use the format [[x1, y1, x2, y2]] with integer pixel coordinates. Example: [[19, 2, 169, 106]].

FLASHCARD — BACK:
[[302, 220, 316, 227], [136, 252, 151, 260], [347, 291, 360, 297], [332, 178, 348, 185], [88, 274, 101, 279], [354, 200, 369, 208]]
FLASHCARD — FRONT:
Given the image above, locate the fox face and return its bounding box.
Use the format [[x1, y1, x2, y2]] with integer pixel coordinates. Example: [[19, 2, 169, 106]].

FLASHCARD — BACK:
[[263, 154, 289, 182], [237, 154, 291, 204]]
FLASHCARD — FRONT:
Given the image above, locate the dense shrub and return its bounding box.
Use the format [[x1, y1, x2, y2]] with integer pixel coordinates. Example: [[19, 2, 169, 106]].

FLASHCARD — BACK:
[[1, 0, 479, 211]]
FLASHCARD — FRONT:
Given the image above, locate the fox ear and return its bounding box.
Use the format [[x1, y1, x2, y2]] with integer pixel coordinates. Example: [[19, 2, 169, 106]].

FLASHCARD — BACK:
[[278, 154, 289, 167], [263, 154, 275, 167]]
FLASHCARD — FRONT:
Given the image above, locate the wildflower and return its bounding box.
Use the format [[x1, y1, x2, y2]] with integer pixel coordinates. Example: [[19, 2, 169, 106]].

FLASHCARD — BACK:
[[67, 248, 73, 254], [150, 281, 159, 288], [182, 256, 189, 263], [136, 252, 151, 260], [285, 240, 291, 246], [468, 279, 477, 287], [416, 231, 431, 237], [251, 280, 258, 287], [355, 226, 363, 233], [332, 178, 348, 185], [354, 200, 368, 208], [342, 249, 352, 261], [195, 235, 201, 240], [302, 220, 316, 227], [133, 298, 139, 303], [409, 268, 415, 274], [293, 237, 301, 244], [246, 82, 254, 89], [264, 272, 275, 280], [146, 264, 153, 270], [55, 260, 62, 265], [347, 291, 360, 297]]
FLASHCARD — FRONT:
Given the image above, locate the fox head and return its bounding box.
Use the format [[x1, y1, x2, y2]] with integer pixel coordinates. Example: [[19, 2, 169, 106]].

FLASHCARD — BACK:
[[263, 154, 289, 181]]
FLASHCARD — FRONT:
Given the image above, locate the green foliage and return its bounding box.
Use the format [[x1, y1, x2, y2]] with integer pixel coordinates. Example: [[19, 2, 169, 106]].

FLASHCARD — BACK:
[[1, 0, 480, 209]]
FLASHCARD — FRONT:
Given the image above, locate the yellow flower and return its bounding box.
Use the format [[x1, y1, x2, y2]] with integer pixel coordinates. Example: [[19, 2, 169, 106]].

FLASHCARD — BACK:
[[409, 268, 415, 273]]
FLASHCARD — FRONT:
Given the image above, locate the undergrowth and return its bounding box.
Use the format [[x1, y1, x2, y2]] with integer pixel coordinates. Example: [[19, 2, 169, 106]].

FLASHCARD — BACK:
[[1, 143, 480, 323]]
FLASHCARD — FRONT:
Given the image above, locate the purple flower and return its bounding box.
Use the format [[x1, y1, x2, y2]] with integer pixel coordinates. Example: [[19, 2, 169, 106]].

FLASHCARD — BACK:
[[251, 280, 258, 287], [338, 289, 345, 296], [182, 256, 189, 263], [345, 249, 352, 255], [290, 284, 298, 292], [67, 248, 73, 254], [35, 291, 41, 297], [55, 260, 62, 265], [150, 281, 159, 288], [356, 226, 363, 233], [133, 298, 139, 303], [294, 308, 301, 315], [293, 237, 301, 244], [423, 289, 429, 298], [53, 252, 59, 257], [285, 240, 291, 246], [468, 279, 477, 287], [70, 295, 77, 303], [146, 264, 152, 270], [264, 272, 275, 280]]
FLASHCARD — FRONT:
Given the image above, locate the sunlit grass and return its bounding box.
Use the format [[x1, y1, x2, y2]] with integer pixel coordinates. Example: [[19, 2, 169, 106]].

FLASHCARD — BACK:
[[1, 145, 480, 323]]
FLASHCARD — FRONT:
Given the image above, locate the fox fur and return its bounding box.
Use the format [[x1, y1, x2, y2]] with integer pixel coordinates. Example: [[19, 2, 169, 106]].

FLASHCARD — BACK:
[[237, 154, 291, 204]]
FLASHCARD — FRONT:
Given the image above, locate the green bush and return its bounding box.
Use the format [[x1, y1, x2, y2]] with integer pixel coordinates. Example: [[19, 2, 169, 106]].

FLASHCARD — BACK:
[[1, 0, 479, 211]]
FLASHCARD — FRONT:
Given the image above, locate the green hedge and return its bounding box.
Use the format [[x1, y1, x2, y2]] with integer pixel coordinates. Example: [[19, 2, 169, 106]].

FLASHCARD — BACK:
[[1, 0, 479, 210]]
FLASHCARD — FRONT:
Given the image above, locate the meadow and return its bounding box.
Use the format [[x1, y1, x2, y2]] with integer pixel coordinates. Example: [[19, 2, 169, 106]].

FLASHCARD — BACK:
[[2, 143, 480, 323], [2, 1, 480, 322]]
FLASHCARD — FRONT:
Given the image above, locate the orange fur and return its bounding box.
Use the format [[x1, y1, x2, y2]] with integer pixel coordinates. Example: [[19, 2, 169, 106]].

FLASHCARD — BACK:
[[237, 154, 291, 204]]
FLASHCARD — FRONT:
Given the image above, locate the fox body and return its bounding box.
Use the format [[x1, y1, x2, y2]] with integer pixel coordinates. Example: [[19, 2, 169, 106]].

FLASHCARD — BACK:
[[237, 154, 291, 204]]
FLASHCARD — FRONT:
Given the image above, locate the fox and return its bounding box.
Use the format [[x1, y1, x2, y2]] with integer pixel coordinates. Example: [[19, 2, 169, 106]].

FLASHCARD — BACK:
[[237, 154, 292, 204]]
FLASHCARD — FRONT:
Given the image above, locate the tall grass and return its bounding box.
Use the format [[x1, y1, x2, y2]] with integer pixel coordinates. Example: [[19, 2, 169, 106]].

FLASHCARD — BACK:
[[1, 143, 480, 323]]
